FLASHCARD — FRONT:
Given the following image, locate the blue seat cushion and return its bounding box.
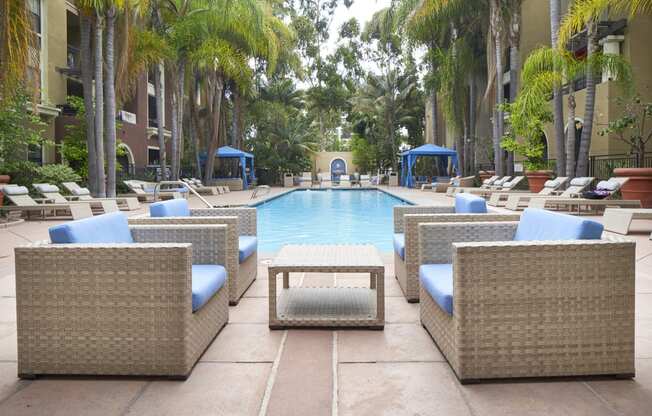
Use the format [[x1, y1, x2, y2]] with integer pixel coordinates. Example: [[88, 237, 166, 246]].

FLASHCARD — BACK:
[[192, 265, 227, 312], [514, 208, 604, 241], [239, 236, 258, 263], [150, 199, 191, 217], [393, 233, 405, 260], [455, 193, 487, 214], [419, 264, 453, 315], [49, 212, 134, 244]]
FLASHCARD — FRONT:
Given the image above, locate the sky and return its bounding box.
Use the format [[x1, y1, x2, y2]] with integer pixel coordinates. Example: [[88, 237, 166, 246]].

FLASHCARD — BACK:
[[326, 0, 393, 54]]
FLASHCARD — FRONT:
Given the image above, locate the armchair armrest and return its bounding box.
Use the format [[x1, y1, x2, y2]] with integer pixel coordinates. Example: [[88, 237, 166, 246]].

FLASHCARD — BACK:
[[451, 239, 636, 358], [393, 205, 455, 233], [130, 224, 229, 266], [418, 221, 518, 264], [190, 207, 257, 236]]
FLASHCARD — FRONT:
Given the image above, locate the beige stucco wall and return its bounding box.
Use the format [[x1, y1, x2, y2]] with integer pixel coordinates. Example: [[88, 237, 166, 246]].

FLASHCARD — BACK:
[[313, 152, 359, 175], [519, 2, 652, 161], [42, 0, 70, 107]]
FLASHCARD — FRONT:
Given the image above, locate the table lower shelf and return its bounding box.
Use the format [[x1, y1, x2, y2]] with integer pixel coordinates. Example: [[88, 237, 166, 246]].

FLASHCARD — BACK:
[[270, 287, 384, 329]]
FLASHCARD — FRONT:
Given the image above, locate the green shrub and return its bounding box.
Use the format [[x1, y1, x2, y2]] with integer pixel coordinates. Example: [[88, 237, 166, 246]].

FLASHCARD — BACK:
[[7, 162, 81, 192]]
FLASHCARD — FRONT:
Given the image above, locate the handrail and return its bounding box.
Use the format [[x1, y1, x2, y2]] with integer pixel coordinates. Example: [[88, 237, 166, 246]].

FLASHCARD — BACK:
[[250, 185, 271, 199], [154, 181, 213, 208]]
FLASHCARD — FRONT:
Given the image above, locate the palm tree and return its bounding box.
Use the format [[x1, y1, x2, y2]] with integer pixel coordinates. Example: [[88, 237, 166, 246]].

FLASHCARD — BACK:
[[506, 0, 522, 176], [78, 10, 98, 195], [104, 3, 119, 197], [558, 0, 651, 176], [549, 0, 566, 176], [0, 0, 31, 106], [94, 8, 106, 197]]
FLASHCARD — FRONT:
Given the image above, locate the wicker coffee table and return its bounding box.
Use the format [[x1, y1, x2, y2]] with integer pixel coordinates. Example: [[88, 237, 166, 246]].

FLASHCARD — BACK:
[[268, 245, 385, 329]]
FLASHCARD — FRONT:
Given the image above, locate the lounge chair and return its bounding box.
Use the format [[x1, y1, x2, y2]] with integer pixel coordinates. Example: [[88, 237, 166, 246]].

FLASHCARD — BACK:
[[418, 208, 635, 382], [318, 172, 332, 188], [603, 208, 652, 235], [299, 172, 312, 188], [61, 182, 141, 210], [527, 177, 641, 213], [339, 175, 352, 187], [393, 193, 520, 302], [182, 178, 219, 195], [15, 212, 229, 378], [503, 177, 593, 210], [122, 180, 185, 202], [360, 175, 372, 187], [487, 177, 569, 207], [446, 175, 500, 196], [129, 199, 257, 305], [0, 185, 93, 220]]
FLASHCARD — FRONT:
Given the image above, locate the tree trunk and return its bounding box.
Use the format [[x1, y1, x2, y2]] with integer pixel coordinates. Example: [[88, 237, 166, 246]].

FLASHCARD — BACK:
[[80, 14, 97, 195], [203, 75, 224, 185], [104, 6, 117, 198], [469, 78, 477, 173], [566, 88, 577, 176], [154, 63, 167, 180], [491, 0, 505, 176], [176, 61, 186, 178], [550, 0, 566, 176], [575, 22, 598, 177], [428, 89, 438, 145], [506, 4, 521, 176], [94, 12, 106, 197], [231, 86, 243, 148], [188, 71, 203, 179]]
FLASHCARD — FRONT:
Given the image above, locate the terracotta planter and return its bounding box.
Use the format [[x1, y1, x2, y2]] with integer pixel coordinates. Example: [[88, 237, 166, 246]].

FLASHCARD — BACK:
[[525, 170, 552, 193], [478, 170, 495, 183], [614, 168, 652, 208]]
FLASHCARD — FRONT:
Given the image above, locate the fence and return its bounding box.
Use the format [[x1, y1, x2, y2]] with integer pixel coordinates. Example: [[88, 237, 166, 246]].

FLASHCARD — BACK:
[[475, 153, 652, 180]]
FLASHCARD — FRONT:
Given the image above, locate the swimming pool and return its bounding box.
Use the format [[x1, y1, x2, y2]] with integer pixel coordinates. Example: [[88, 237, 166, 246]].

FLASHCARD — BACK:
[[254, 189, 411, 253]]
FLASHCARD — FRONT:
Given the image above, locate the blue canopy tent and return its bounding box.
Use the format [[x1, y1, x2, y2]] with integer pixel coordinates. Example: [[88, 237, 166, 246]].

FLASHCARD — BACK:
[[400, 144, 459, 188], [214, 146, 256, 190]]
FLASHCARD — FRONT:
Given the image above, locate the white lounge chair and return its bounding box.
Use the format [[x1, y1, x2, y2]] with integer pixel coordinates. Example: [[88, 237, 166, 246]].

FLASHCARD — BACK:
[[59, 182, 141, 211], [503, 177, 593, 211], [0, 185, 93, 220], [339, 175, 352, 187], [488, 177, 569, 207], [33, 184, 119, 214], [299, 172, 313, 188]]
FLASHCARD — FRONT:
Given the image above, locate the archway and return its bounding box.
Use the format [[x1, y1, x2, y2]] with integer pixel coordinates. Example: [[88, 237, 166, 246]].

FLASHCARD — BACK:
[[330, 158, 347, 180], [117, 143, 135, 176]]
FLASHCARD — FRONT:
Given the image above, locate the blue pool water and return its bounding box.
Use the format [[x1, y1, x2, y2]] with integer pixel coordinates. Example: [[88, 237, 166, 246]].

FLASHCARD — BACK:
[[255, 189, 411, 253]]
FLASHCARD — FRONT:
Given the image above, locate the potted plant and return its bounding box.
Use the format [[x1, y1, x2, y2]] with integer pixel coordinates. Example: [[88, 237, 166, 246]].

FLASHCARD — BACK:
[[501, 103, 552, 193], [600, 97, 652, 207]]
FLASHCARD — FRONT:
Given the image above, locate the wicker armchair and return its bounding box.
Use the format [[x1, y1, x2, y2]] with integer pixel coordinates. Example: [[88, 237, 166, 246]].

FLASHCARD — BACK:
[[417, 217, 635, 382], [393, 204, 520, 302], [130, 206, 258, 305], [15, 223, 230, 379]]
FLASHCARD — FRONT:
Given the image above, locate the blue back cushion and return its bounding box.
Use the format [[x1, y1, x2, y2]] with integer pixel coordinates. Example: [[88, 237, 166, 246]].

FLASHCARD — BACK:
[[239, 236, 258, 263], [393, 233, 405, 260], [49, 212, 134, 244], [150, 199, 191, 217], [514, 209, 604, 241], [455, 193, 487, 214]]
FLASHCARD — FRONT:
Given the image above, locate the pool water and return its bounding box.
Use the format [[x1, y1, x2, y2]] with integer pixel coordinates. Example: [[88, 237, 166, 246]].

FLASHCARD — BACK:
[[255, 189, 411, 253]]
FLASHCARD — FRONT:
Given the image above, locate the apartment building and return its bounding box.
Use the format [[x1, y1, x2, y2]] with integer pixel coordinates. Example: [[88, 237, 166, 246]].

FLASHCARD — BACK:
[[28, 0, 173, 175]]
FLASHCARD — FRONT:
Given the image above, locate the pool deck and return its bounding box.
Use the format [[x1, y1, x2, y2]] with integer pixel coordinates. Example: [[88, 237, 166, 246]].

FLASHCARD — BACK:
[[0, 186, 651, 415]]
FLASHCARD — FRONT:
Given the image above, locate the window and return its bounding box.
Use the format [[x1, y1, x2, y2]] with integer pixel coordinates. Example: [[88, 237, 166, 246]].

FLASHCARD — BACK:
[[148, 95, 158, 128], [148, 147, 160, 166], [27, 0, 42, 92], [28, 144, 43, 166]]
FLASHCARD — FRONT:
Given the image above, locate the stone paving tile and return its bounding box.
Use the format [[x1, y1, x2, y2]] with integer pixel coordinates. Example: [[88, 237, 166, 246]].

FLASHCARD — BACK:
[[638, 253, 652, 271], [586, 359, 652, 416], [200, 324, 284, 363], [338, 324, 444, 363], [459, 380, 616, 416], [0, 378, 146, 416], [0, 231, 30, 258], [0, 329, 17, 362], [338, 362, 472, 416], [636, 319, 652, 358], [385, 297, 420, 324], [636, 270, 652, 294], [124, 363, 270, 416], [0, 298, 16, 324], [266, 330, 333, 416], [0, 362, 29, 403], [0, 275, 15, 298], [229, 298, 268, 324], [636, 294, 652, 319]]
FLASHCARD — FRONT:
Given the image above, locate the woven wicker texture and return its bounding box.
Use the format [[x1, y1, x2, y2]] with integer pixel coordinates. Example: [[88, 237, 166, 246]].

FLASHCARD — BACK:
[[395, 212, 521, 302], [418, 221, 635, 382], [269, 245, 384, 328], [393, 206, 454, 233], [15, 224, 230, 378], [130, 207, 257, 305]]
